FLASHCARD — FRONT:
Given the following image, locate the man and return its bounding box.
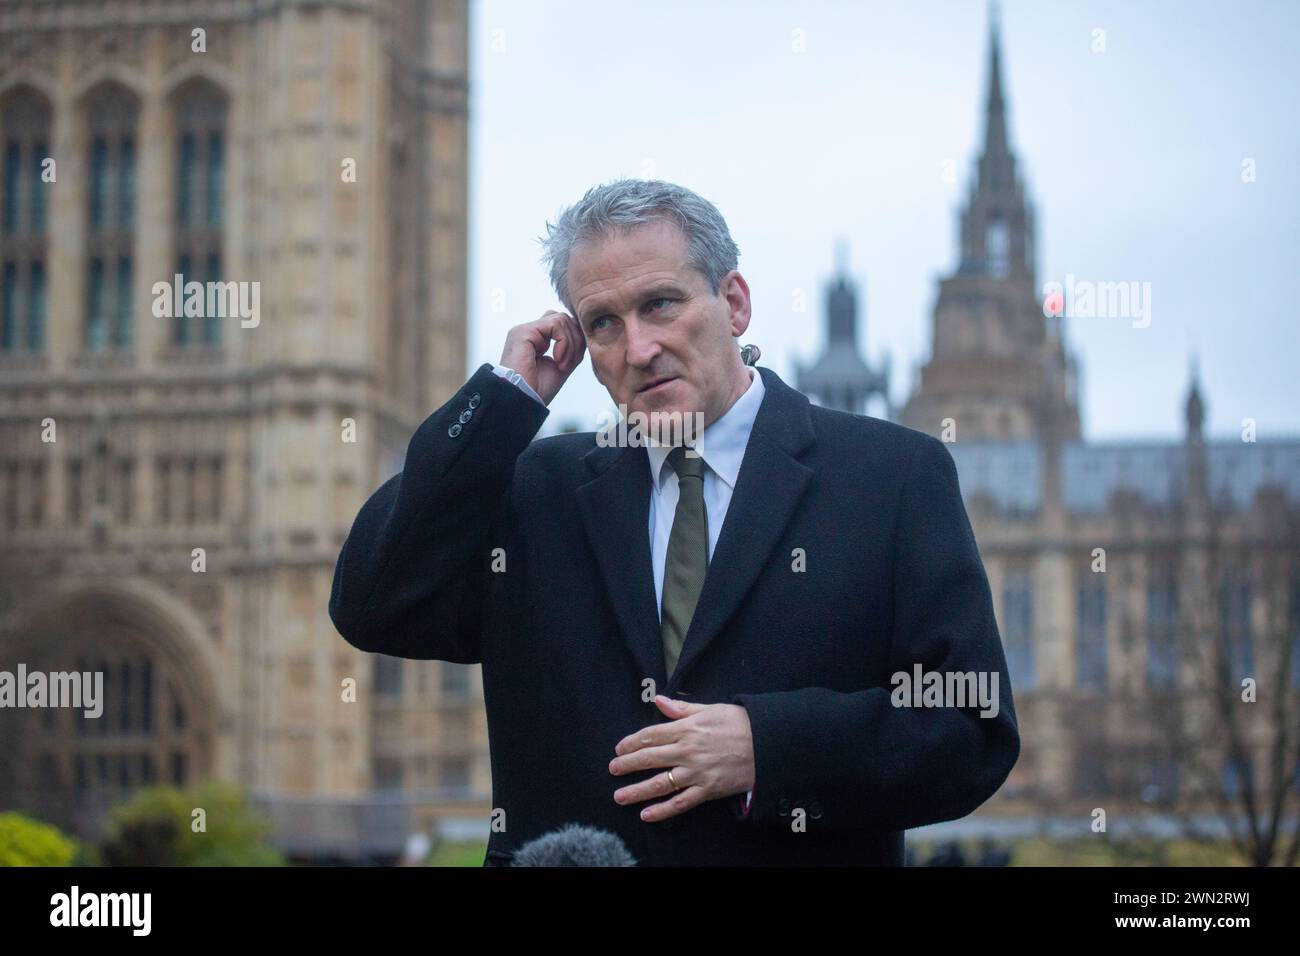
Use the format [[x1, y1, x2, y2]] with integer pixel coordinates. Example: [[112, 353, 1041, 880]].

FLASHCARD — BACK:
[[329, 179, 1019, 866]]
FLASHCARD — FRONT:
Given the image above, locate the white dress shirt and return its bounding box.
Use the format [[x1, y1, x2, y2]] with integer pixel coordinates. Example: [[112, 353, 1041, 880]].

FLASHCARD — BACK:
[[641, 367, 764, 621], [492, 363, 764, 809]]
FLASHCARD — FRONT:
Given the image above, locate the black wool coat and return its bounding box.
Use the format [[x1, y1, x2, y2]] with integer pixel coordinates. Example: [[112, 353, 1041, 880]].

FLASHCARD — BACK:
[[329, 362, 1020, 866]]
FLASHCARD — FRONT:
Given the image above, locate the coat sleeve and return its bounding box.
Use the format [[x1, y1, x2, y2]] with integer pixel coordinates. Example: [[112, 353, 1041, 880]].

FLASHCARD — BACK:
[[328, 363, 549, 663], [730, 433, 1020, 832]]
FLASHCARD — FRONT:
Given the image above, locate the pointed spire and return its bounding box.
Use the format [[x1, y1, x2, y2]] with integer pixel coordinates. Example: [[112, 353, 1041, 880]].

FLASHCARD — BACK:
[[958, 1, 1027, 274], [978, 0, 1015, 190], [984, 1, 1008, 156], [1183, 353, 1208, 505], [1184, 352, 1205, 439], [826, 239, 858, 346]]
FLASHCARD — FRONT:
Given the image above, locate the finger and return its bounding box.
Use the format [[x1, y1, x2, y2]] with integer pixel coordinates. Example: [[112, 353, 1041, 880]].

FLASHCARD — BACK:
[[546, 311, 572, 366], [613, 767, 688, 807], [639, 785, 707, 823], [614, 721, 679, 756], [523, 319, 554, 360], [610, 742, 682, 776], [565, 313, 586, 368], [553, 326, 567, 367], [654, 695, 707, 719], [556, 323, 576, 373]]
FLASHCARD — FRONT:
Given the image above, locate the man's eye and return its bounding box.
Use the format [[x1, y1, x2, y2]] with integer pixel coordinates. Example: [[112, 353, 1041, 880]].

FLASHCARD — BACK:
[[592, 316, 610, 331], [648, 297, 673, 311]]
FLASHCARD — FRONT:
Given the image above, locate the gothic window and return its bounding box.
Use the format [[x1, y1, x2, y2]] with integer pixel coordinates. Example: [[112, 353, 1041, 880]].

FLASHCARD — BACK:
[[1145, 575, 1179, 689], [29, 460, 45, 525], [0, 86, 50, 354], [1075, 573, 1107, 689], [114, 458, 134, 523], [986, 215, 1009, 278], [83, 84, 139, 352], [209, 456, 223, 519], [183, 457, 197, 523], [374, 654, 403, 698], [2, 460, 16, 528], [1, 627, 209, 828], [156, 457, 172, 524], [172, 80, 227, 348], [1219, 573, 1253, 682], [1002, 567, 1035, 690], [66, 459, 83, 524]]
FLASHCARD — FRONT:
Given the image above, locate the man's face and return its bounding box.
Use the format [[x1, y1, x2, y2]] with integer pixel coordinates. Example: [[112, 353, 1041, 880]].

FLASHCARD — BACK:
[[569, 217, 752, 429]]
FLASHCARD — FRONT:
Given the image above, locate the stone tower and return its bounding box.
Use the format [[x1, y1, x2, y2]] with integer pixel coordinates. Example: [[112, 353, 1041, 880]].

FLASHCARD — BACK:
[[0, 0, 477, 859], [900, 7, 1080, 442], [795, 238, 891, 417]]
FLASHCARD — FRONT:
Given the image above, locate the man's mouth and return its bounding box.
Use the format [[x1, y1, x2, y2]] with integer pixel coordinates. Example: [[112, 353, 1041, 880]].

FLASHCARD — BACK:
[[637, 376, 677, 395]]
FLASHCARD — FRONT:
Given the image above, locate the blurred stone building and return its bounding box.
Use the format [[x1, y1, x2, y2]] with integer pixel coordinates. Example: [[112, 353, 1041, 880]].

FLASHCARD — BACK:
[[804, 18, 1300, 831], [0, 0, 482, 860]]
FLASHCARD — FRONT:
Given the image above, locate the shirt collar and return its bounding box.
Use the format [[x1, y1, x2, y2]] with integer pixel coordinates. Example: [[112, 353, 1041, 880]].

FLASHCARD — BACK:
[[645, 366, 765, 492]]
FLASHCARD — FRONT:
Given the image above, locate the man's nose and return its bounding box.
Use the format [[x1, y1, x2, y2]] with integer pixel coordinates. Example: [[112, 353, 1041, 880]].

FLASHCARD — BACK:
[[623, 317, 662, 368]]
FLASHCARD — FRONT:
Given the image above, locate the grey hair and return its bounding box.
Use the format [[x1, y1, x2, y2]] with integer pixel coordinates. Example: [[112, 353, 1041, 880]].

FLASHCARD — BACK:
[[537, 179, 741, 316]]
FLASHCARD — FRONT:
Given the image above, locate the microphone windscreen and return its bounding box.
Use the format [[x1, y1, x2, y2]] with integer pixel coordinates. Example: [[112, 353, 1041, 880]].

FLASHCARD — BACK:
[[510, 823, 638, 867]]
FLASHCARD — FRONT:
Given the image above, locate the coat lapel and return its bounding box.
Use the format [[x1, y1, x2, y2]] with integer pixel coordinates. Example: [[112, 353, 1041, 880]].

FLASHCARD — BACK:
[[575, 365, 817, 693], [670, 366, 815, 688], [576, 441, 667, 690]]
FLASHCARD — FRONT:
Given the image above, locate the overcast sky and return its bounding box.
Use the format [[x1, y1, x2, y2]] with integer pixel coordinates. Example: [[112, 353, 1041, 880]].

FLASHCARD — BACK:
[[466, 0, 1299, 441]]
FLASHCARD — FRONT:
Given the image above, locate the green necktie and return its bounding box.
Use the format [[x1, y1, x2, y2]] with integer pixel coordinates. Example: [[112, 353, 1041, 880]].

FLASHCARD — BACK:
[[661, 445, 708, 680]]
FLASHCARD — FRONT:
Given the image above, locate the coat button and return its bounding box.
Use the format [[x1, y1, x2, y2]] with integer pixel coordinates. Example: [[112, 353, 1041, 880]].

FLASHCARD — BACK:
[[458, 409, 473, 423], [777, 798, 791, 816], [468, 393, 481, 408], [448, 423, 462, 437]]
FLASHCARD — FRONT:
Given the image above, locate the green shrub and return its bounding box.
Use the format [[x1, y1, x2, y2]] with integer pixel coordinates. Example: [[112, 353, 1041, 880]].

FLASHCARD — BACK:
[[98, 781, 283, 866], [0, 812, 79, 866]]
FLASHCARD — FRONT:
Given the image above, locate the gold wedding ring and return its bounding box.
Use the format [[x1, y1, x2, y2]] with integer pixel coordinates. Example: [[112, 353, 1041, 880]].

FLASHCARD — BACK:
[[666, 769, 681, 791]]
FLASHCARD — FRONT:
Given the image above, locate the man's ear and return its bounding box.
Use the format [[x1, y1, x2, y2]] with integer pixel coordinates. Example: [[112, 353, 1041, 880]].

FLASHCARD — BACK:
[[721, 272, 753, 337]]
